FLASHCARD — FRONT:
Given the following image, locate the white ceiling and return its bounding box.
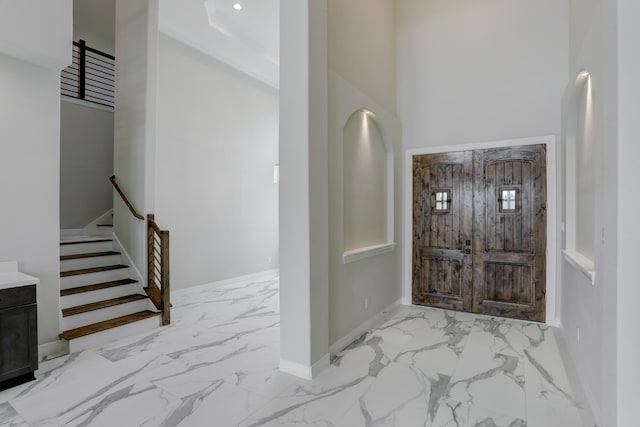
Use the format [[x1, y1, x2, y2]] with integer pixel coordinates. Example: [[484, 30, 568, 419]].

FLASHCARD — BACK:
[[159, 0, 280, 88]]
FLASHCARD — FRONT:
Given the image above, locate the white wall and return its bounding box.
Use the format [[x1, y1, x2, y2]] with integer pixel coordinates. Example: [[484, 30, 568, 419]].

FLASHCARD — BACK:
[[327, 0, 396, 113], [0, 0, 72, 70], [0, 55, 63, 346], [326, 0, 401, 348], [279, 0, 329, 378], [0, 1, 72, 346], [328, 74, 402, 347], [397, 0, 568, 148], [615, 1, 640, 425], [60, 102, 114, 229], [561, 1, 619, 424], [113, 0, 158, 275], [73, 0, 115, 55], [155, 35, 279, 289]]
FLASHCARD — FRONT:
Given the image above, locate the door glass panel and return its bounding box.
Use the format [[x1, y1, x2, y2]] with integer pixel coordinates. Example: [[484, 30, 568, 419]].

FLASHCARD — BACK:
[[500, 189, 518, 212], [434, 190, 450, 213], [503, 190, 515, 210]]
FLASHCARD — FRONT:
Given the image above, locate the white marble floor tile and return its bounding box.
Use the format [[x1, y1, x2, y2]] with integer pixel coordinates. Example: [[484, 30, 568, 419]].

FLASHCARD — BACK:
[[394, 309, 473, 377], [12, 382, 181, 427], [237, 376, 375, 427], [0, 402, 28, 427], [0, 271, 596, 427], [338, 362, 450, 427], [431, 397, 526, 427], [0, 350, 111, 404], [167, 380, 269, 427], [446, 322, 527, 420]]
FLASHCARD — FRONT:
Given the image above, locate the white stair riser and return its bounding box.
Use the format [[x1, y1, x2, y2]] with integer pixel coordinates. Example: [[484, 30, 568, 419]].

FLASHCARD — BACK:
[[60, 254, 122, 272], [62, 315, 161, 354], [61, 268, 130, 290], [60, 283, 142, 308], [60, 241, 113, 256], [62, 298, 153, 330]]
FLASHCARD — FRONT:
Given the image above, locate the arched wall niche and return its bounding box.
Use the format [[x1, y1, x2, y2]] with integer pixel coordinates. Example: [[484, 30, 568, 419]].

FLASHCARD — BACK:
[[342, 108, 395, 263], [564, 70, 596, 284]]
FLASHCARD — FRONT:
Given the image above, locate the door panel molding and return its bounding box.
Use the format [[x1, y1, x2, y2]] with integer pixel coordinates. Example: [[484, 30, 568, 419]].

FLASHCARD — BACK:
[[403, 135, 558, 325], [471, 144, 547, 321]]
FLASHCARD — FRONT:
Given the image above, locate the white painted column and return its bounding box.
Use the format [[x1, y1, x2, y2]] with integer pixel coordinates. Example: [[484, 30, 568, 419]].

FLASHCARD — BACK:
[[616, 1, 640, 425], [113, 0, 159, 276], [279, 0, 330, 379]]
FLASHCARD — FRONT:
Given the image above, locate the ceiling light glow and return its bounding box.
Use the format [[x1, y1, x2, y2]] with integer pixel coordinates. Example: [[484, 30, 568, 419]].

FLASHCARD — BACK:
[[232, 3, 243, 11]]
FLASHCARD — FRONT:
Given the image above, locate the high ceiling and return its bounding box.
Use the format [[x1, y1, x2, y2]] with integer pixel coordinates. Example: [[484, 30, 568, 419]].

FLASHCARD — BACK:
[[159, 0, 280, 88]]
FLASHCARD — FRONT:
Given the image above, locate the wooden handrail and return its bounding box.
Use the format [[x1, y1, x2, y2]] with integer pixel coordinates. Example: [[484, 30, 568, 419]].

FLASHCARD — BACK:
[[147, 214, 170, 325], [109, 175, 144, 221]]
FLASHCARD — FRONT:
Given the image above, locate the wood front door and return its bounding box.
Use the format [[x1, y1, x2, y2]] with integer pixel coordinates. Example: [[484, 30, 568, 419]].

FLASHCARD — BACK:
[[412, 144, 547, 322]]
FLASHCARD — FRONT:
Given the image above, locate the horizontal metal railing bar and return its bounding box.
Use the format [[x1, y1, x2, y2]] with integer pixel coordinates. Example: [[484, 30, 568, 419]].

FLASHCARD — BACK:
[[85, 62, 114, 71], [85, 70, 115, 84], [84, 76, 114, 88], [85, 62, 115, 72], [86, 94, 114, 103], [84, 100, 114, 109], [85, 78, 115, 89], [85, 45, 115, 60], [86, 57, 115, 68], [64, 40, 115, 109], [73, 40, 115, 60], [85, 61, 115, 72], [86, 86, 114, 96], [86, 85, 114, 95], [84, 61, 113, 70]]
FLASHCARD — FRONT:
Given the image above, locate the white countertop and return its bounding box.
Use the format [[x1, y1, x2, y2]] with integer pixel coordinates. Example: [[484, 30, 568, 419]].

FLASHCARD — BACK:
[[0, 261, 39, 290]]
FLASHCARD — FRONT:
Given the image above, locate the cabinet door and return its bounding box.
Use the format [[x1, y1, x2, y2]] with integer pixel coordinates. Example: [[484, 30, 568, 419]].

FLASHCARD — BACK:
[[0, 304, 37, 382]]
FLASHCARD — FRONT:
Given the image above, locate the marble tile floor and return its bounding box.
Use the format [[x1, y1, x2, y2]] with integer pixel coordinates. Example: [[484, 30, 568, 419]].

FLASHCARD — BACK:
[[0, 271, 596, 426]]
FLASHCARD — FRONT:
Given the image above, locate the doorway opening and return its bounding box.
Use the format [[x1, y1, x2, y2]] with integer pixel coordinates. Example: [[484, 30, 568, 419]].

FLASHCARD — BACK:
[[403, 136, 558, 324]]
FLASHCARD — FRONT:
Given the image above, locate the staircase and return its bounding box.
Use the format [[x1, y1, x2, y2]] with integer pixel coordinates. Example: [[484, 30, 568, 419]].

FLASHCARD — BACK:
[[59, 235, 160, 353]]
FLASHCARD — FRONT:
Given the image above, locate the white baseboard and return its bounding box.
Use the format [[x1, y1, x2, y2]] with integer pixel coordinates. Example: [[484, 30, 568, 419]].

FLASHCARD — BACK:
[[38, 340, 66, 361], [329, 299, 404, 355], [83, 209, 114, 236], [279, 353, 330, 380], [111, 232, 144, 285]]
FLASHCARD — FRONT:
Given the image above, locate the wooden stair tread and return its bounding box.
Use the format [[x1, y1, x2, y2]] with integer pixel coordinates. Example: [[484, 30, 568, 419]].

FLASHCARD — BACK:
[[60, 251, 120, 261], [60, 310, 159, 340], [62, 294, 148, 317], [60, 238, 112, 246], [60, 279, 138, 296], [61, 264, 128, 277]]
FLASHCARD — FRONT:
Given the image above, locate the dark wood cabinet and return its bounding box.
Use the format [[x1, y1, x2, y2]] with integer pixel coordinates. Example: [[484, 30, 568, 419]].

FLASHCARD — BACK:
[[0, 284, 38, 391]]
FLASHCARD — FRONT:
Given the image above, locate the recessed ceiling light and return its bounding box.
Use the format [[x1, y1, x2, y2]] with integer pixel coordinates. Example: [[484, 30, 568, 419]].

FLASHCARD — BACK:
[[232, 3, 243, 11]]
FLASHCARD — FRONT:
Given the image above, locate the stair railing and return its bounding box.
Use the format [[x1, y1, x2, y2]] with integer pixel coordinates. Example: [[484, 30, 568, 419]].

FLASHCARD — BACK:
[[147, 214, 170, 325], [61, 39, 115, 109], [109, 175, 170, 325], [109, 175, 144, 220]]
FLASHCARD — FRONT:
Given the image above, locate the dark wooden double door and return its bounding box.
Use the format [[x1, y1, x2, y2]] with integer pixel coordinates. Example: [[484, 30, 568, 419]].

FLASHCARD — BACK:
[[412, 145, 546, 322]]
